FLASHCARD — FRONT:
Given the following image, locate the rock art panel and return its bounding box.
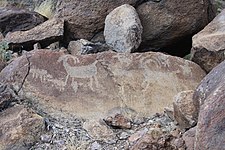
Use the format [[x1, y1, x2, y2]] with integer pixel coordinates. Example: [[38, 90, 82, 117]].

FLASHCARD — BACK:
[[0, 50, 206, 119]]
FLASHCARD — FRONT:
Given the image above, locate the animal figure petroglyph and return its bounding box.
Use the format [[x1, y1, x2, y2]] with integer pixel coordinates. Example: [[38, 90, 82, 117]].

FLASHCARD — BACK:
[[31, 68, 66, 91], [57, 55, 99, 92], [139, 55, 165, 91]]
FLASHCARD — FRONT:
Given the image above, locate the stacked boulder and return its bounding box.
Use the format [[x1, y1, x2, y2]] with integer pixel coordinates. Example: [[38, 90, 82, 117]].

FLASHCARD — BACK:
[[0, 0, 225, 149]]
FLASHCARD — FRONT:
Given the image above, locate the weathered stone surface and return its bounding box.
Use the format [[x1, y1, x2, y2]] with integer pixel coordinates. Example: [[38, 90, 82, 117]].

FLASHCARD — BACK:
[[136, 0, 216, 49], [173, 90, 197, 130], [0, 7, 47, 36], [104, 4, 142, 53], [191, 9, 225, 72], [0, 32, 3, 41], [0, 50, 205, 120], [0, 61, 6, 72], [5, 18, 64, 51], [0, 105, 44, 150], [193, 59, 225, 150], [55, 0, 138, 42], [0, 0, 58, 17], [83, 120, 114, 141], [0, 84, 19, 112], [68, 39, 110, 55], [104, 114, 132, 129], [130, 133, 185, 150], [182, 127, 196, 150]]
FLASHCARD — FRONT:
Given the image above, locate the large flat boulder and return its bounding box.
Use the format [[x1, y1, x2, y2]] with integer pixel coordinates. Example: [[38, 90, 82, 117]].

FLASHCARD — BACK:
[[0, 7, 47, 36], [5, 18, 64, 51], [193, 59, 225, 150], [136, 0, 215, 49], [0, 50, 205, 120], [191, 9, 225, 72]]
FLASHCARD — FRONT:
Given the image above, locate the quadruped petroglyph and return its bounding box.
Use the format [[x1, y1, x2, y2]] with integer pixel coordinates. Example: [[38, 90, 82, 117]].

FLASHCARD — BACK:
[[57, 55, 99, 92], [31, 68, 66, 91], [30, 55, 100, 93]]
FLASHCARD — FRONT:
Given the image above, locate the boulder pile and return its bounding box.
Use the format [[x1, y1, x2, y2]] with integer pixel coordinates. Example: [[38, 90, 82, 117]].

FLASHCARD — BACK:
[[0, 1, 224, 149]]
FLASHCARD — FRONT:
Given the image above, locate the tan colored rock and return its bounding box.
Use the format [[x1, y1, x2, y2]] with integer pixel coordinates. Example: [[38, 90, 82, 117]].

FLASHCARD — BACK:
[[0, 50, 205, 120], [0, 105, 44, 150], [173, 90, 197, 130], [191, 9, 225, 72], [104, 114, 132, 129], [136, 0, 215, 49], [104, 4, 143, 53], [5, 18, 64, 51]]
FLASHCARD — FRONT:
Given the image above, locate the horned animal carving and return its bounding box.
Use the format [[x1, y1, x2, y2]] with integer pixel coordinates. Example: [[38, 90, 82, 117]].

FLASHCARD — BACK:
[[57, 55, 99, 92]]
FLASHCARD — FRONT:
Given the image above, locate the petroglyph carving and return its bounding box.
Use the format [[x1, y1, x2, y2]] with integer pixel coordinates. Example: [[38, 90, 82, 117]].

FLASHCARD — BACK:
[[57, 55, 99, 92], [139, 55, 168, 91], [31, 68, 66, 91]]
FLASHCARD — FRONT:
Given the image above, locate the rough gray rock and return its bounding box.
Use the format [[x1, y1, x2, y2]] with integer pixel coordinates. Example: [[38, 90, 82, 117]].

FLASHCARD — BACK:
[[68, 39, 110, 55], [104, 4, 143, 53], [0, 7, 47, 36], [191, 9, 225, 72]]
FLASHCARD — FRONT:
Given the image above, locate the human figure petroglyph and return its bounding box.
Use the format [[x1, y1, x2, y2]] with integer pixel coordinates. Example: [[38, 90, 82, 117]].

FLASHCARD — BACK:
[[57, 55, 99, 92]]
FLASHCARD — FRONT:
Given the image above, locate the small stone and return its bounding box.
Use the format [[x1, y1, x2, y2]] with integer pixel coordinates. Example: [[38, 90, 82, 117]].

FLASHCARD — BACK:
[[40, 134, 52, 143], [54, 123, 64, 129], [53, 140, 65, 146], [104, 114, 132, 129], [91, 141, 101, 150], [68, 39, 109, 55], [173, 138, 185, 148], [33, 43, 41, 50], [173, 90, 197, 130], [119, 132, 130, 140], [128, 128, 148, 142], [164, 107, 175, 121]]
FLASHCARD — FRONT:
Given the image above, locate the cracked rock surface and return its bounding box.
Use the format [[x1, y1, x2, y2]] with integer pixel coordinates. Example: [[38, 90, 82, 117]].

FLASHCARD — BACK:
[[0, 50, 205, 120]]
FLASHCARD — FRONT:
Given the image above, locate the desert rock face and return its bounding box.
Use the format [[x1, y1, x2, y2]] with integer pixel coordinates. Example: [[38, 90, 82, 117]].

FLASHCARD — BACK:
[[193, 59, 225, 150], [0, 1, 224, 149], [0, 7, 47, 36], [0, 105, 44, 150], [55, 0, 139, 42], [5, 18, 64, 51], [191, 9, 225, 72], [0, 50, 205, 120], [137, 0, 215, 49]]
